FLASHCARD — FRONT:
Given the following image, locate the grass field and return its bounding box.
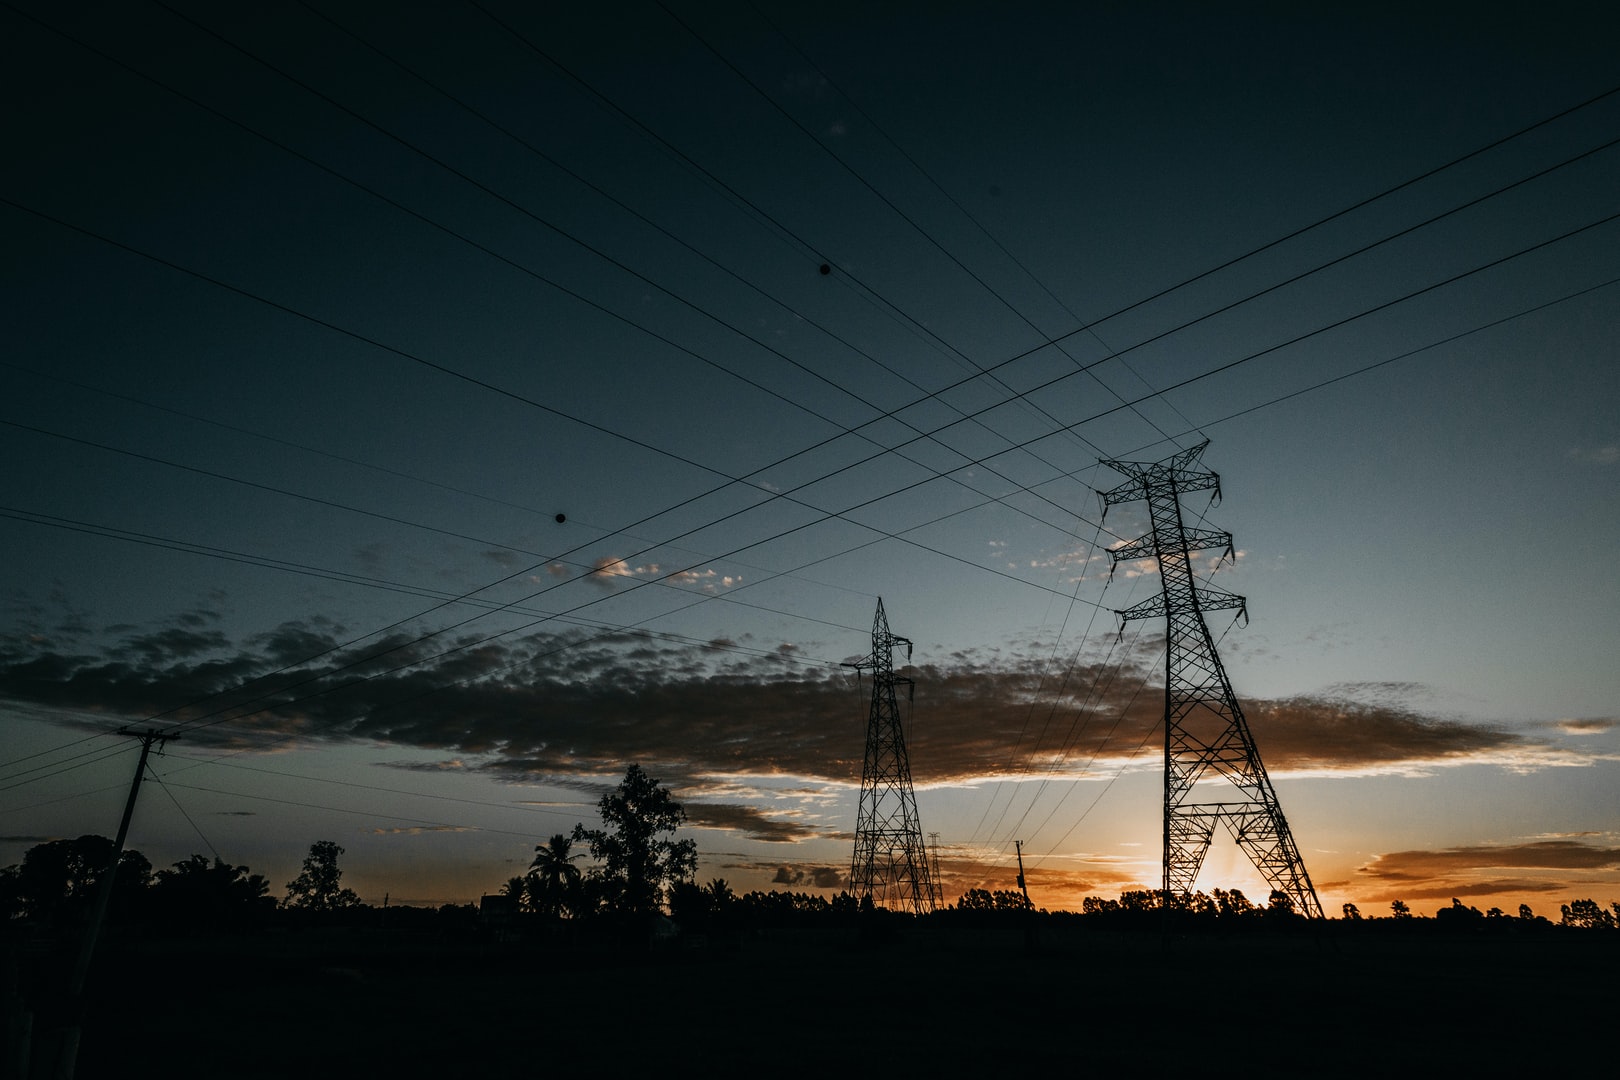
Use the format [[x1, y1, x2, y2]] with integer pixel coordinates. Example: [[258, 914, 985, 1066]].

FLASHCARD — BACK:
[[21, 918, 1603, 1076]]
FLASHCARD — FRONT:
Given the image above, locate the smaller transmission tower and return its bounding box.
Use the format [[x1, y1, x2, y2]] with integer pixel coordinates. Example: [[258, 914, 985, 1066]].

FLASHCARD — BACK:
[[846, 599, 936, 914], [1099, 442, 1323, 918]]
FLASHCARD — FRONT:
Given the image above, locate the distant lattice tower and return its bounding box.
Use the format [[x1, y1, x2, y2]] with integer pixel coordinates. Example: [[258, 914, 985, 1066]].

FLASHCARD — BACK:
[[1099, 442, 1323, 918], [846, 598, 937, 913]]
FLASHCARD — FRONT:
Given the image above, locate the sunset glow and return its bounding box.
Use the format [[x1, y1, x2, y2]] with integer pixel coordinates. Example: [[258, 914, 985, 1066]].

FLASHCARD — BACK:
[[3, 2, 1616, 921]]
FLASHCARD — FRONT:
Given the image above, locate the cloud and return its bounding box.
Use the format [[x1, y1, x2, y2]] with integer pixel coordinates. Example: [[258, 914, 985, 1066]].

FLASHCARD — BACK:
[[0, 617, 1582, 836], [681, 801, 824, 843], [1353, 839, 1620, 902], [378, 758, 470, 772], [587, 556, 666, 585], [770, 864, 845, 889], [665, 567, 742, 593], [249, 617, 346, 667], [1568, 443, 1619, 465], [1556, 717, 1617, 734], [111, 626, 230, 666], [368, 825, 473, 836], [1241, 693, 1523, 774]]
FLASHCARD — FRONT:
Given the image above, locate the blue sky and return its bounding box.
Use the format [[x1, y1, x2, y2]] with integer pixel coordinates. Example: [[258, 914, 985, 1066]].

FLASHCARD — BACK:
[[3, 1, 1617, 913]]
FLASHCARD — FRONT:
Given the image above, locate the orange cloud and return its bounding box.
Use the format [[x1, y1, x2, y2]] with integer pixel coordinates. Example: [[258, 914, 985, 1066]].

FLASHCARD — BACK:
[[1351, 840, 1620, 904]]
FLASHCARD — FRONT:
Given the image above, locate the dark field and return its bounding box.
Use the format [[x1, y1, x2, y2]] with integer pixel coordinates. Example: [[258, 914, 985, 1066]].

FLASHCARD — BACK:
[[22, 919, 1608, 1076]]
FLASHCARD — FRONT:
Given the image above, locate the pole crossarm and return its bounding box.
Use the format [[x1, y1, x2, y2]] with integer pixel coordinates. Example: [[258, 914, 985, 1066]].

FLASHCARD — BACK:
[[1096, 442, 1323, 919]]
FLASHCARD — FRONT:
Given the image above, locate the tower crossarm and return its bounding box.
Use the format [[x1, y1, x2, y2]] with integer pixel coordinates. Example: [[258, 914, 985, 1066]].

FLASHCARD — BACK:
[[1116, 585, 1245, 628], [1189, 584, 1246, 617], [1106, 535, 1158, 564], [1114, 593, 1168, 625], [1108, 527, 1233, 572], [1179, 528, 1234, 557], [1098, 440, 1222, 510]]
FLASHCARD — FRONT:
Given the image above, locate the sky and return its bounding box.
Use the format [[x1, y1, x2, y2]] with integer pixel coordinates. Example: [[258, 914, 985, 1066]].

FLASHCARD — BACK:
[[3, 1, 1617, 915]]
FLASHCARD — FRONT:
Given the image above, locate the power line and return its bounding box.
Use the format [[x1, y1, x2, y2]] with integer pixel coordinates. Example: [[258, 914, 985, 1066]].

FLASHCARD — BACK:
[[6, 5, 1613, 890], [3, 10, 1607, 650], [746, 0, 1201, 446], [0, 740, 137, 794], [166, 752, 596, 827], [7, 201, 1612, 764], [132, 0, 1109, 543], [1147, 273, 1620, 453], [154, 779, 562, 842]]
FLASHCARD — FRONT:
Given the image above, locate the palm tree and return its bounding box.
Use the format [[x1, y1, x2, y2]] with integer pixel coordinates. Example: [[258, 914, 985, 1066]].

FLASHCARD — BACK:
[[704, 877, 734, 912], [527, 833, 583, 918], [500, 875, 529, 912]]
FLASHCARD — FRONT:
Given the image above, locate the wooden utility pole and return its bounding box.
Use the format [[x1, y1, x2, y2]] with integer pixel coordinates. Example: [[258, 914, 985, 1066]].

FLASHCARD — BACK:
[[1014, 840, 1032, 907], [1015, 840, 1038, 952], [51, 728, 172, 1078]]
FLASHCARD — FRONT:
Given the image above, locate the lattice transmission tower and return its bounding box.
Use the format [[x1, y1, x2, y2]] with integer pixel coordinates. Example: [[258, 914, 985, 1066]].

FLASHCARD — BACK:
[[846, 598, 936, 913], [1099, 442, 1323, 918]]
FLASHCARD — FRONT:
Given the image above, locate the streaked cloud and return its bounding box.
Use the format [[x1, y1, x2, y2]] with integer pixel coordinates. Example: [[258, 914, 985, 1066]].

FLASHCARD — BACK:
[[1353, 839, 1620, 903], [680, 800, 824, 843], [1567, 443, 1619, 465], [1, 613, 1599, 847], [1556, 717, 1617, 734]]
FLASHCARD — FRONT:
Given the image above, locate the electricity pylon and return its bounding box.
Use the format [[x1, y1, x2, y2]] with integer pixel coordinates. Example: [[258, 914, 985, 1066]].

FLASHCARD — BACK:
[[1099, 442, 1323, 918], [846, 598, 936, 914]]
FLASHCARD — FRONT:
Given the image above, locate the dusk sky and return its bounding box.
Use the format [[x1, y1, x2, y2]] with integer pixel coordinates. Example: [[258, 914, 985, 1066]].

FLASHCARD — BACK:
[[4, 1, 1617, 915]]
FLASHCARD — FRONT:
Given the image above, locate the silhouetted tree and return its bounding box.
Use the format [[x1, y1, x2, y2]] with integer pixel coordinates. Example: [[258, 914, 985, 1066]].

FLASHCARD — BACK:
[[572, 765, 697, 916], [704, 877, 735, 912], [1559, 898, 1616, 929], [667, 880, 707, 925], [956, 888, 991, 911], [0, 865, 19, 921], [1342, 902, 1362, 920], [149, 855, 273, 928], [2, 836, 150, 924], [671, 877, 736, 928], [956, 888, 1033, 912], [1390, 899, 1412, 918], [1435, 898, 1484, 927], [1185, 891, 1218, 916], [526, 833, 584, 918], [1266, 890, 1299, 918], [284, 841, 361, 911], [722, 888, 847, 927], [1117, 889, 1162, 912]]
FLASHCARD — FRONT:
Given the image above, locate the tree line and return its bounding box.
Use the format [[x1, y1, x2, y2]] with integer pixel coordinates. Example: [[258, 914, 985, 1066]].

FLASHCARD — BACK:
[[6, 762, 1616, 933], [0, 834, 371, 930]]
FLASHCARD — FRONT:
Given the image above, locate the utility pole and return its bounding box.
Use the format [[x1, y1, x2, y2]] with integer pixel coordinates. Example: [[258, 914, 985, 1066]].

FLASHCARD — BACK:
[[1099, 442, 1323, 918], [846, 599, 936, 914], [53, 729, 172, 1077], [1014, 839, 1038, 951], [928, 831, 945, 907]]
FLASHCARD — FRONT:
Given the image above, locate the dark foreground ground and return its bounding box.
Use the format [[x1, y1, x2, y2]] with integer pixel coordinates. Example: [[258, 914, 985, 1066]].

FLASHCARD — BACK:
[[13, 919, 1613, 1077]]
